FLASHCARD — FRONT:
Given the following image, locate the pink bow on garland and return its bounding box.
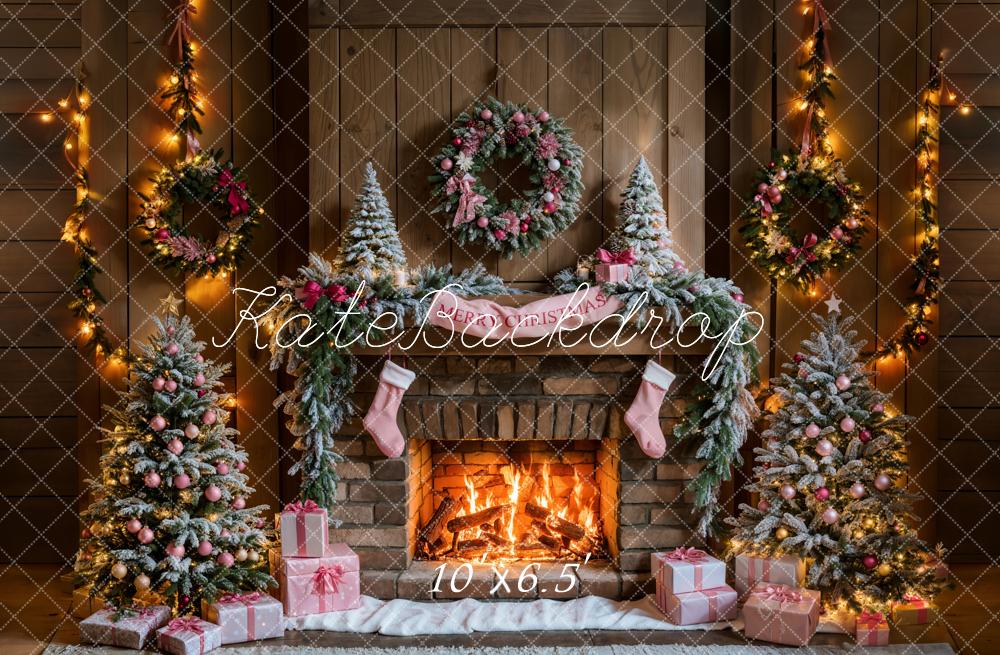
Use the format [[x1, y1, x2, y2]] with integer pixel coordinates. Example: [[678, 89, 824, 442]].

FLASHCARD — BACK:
[[664, 547, 709, 563], [216, 169, 249, 216], [857, 610, 885, 628], [445, 174, 486, 227], [785, 233, 819, 268], [812, 0, 833, 68], [295, 281, 350, 310], [283, 498, 323, 514], [312, 563, 345, 595], [757, 194, 774, 216], [596, 248, 637, 265], [752, 584, 803, 604]]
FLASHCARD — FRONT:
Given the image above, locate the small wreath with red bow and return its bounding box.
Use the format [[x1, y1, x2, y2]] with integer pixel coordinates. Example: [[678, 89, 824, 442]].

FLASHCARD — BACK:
[[739, 152, 868, 291], [138, 149, 262, 277], [430, 97, 584, 258]]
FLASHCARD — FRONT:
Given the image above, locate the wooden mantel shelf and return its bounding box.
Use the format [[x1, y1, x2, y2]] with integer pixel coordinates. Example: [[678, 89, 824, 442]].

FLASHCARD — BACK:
[[353, 293, 714, 356]]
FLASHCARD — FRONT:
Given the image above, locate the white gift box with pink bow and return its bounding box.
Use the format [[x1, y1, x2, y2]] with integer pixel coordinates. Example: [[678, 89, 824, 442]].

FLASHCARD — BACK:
[[652, 547, 727, 595], [855, 610, 890, 646], [79, 605, 171, 649], [273, 543, 360, 617], [156, 616, 223, 655], [593, 247, 636, 283], [279, 499, 329, 558], [657, 586, 738, 625], [202, 591, 284, 644]]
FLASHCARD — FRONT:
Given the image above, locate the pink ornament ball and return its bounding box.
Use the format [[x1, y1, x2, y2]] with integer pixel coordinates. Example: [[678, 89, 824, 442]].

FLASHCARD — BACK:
[[849, 482, 866, 499], [167, 438, 184, 455], [217, 552, 235, 568], [126, 518, 142, 533], [479, 108, 493, 120], [215, 462, 230, 475], [821, 507, 840, 525], [184, 423, 200, 439], [536, 111, 550, 122], [859, 428, 872, 443], [770, 193, 782, 204], [193, 373, 205, 387], [232, 496, 246, 510], [874, 473, 892, 491], [845, 217, 860, 229], [152, 377, 166, 391], [862, 554, 878, 570], [166, 343, 179, 356], [780, 484, 797, 500], [137, 527, 154, 544], [840, 416, 856, 433], [155, 228, 170, 242], [520, 222, 529, 233], [757, 499, 770, 511], [732, 293, 744, 303], [451, 137, 462, 146], [220, 528, 231, 538], [777, 168, 788, 180], [173, 473, 191, 489], [815, 439, 834, 457], [543, 201, 557, 214], [805, 423, 821, 439], [831, 226, 844, 240], [871, 403, 884, 414], [206, 253, 217, 264], [144, 471, 161, 488], [236, 461, 246, 472], [835, 374, 852, 391], [164, 379, 177, 393], [476, 216, 489, 229], [204, 484, 222, 502], [195, 354, 204, 363], [757, 182, 769, 194], [814, 486, 830, 501], [439, 158, 453, 171], [202, 410, 217, 426], [766, 185, 781, 199], [673, 261, 686, 271], [149, 415, 166, 432], [166, 542, 185, 558], [512, 111, 525, 123], [197, 389, 207, 398], [166, 326, 175, 335], [493, 229, 507, 240], [198, 540, 213, 556]]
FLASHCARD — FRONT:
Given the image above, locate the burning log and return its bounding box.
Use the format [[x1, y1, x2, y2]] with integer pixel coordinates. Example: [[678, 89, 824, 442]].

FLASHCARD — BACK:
[[456, 538, 488, 553], [537, 534, 562, 551], [447, 504, 508, 533], [482, 531, 512, 547], [525, 502, 586, 541], [420, 495, 462, 546], [531, 519, 554, 537]]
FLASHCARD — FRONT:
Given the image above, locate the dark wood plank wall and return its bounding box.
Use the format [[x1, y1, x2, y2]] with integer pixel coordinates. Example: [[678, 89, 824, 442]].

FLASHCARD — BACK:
[[933, 2, 1000, 562]]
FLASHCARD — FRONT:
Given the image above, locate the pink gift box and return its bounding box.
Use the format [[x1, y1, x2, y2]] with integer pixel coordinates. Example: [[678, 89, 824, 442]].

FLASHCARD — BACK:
[[893, 596, 936, 625], [742, 584, 820, 646], [275, 543, 360, 617], [734, 553, 806, 597], [79, 605, 171, 649], [595, 263, 631, 283], [279, 499, 329, 558], [652, 548, 727, 595], [656, 585, 738, 625], [202, 591, 284, 644], [856, 611, 890, 646], [156, 616, 222, 655]]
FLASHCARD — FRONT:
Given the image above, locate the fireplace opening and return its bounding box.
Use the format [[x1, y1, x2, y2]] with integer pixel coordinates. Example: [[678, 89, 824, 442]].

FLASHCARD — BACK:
[[414, 440, 611, 563]]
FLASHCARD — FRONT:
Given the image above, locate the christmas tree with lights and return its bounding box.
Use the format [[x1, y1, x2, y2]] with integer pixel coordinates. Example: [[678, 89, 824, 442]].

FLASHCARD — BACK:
[[335, 161, 407, 277], [611, 156, 681, 276], [74, 313, 273, 611], [727, 300, 946, 611]]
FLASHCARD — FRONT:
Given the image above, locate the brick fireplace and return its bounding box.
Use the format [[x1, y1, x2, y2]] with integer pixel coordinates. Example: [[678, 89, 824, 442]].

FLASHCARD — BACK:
[[328, 353, 706, 601]]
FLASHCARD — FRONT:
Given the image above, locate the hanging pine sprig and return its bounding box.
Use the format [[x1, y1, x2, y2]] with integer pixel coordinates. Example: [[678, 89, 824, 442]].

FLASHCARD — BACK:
[[164, 1, 204, 160]]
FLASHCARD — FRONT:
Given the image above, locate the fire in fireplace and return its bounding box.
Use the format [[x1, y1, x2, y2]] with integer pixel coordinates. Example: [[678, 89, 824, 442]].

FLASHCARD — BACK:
[[415, 441, 606, 562]]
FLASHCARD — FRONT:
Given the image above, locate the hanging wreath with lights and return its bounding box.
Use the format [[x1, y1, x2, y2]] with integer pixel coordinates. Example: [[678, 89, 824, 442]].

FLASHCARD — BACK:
[[739, 0, 868, 292], [138, 149, 262, 277], [430, 97, 584, 258]]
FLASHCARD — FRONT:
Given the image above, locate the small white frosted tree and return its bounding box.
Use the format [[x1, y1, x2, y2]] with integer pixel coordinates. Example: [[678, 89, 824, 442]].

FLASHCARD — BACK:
[[335, 162, 407, 277], [612, 157, 681, 276]]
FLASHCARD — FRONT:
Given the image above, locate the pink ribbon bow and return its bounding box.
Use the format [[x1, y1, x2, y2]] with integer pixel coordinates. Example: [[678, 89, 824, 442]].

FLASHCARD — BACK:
[[785, 233, 819, 268], [219, 591, 263, 605], [445, 174, 486, 227], [217, 169, 249, 216], [295, 282, 350, 310], [664, 547, 709, 563], [284, 498, 322, 514], [164, 616, 206, 654], [596, 248, 638, 265], [753, 584, 804, 604], [757, 194, 774, 215], [857, 610, 885, 628], [313, 563, 345, 596], [813, 0, 833, 68]]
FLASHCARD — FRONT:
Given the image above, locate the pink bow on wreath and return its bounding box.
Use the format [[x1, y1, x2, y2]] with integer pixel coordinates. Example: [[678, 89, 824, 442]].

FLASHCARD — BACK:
[[312, 564, 345, 595], [857, 610, 885, 628], [785, 233, 819, 268], [596, 248, 637, 265], [216, 169, 249, 216], [296, 281, 350, 310], [445, 174, 486, 227], [752, 584, 803, 604], [664, 547, 709, 563]]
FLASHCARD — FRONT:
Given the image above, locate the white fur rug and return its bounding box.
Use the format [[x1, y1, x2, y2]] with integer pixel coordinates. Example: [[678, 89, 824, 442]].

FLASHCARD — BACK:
[[43, 644, 956, 654]]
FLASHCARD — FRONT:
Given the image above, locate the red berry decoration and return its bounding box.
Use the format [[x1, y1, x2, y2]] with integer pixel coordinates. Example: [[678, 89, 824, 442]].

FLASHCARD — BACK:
[[451, 137, 462, 146], [859, 428, 872, 443], [862, 554, 878, 570], [793, 353, 804, 363], [915, 331, 929, 346]]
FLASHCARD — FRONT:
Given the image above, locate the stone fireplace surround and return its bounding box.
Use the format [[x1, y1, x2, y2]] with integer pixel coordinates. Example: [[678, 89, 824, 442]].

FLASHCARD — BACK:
[[327, 353, 707, 602]]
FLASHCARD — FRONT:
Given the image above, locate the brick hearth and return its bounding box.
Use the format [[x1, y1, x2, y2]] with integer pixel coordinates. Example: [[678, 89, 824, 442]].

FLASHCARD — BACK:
[[328, 354, 706, 601]]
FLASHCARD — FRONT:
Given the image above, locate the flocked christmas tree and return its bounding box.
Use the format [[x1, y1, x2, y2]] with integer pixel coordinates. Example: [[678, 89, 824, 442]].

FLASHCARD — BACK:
[[611, 157, 681, 276], [728, 300, 946, 611], [75, 313, 274, 612], [335, 161, 407, 277]]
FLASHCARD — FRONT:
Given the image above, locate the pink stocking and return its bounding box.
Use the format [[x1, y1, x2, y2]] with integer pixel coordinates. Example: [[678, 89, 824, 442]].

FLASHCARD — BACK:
[[362, 360, 416, 458], [624, 359, 676, 458]]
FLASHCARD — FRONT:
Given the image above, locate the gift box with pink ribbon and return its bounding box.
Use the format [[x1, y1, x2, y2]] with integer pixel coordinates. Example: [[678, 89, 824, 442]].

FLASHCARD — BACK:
[[594, 247, 635, 283], [273, 542, 360, 617], [279, 499, 329, 558], [733, 553, 806, 597], [202, 591, 284, 644], [855, 610, 890, 646], [892, 595, 937, 625], [652, 547, 727, 595], [156, 616, 223, 655], [79, 604, 171, 649], [657, 585, 738, 625], [742, 583, 820, 646]]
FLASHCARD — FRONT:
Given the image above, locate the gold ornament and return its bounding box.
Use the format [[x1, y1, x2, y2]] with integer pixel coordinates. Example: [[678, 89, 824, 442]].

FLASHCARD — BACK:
[[776, 527, 789, 540], [877, 563, 892, 577], [111, 562, 128, 579]]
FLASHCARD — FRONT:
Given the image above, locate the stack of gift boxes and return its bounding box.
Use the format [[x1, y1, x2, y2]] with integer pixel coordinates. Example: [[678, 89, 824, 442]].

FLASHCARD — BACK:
[[652, 548, 940, 647]]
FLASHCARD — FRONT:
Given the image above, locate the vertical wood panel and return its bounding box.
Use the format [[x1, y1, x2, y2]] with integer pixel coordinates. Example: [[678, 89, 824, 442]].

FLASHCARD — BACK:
[[449, 27, 498, 275], [396, 29, 451, 268], [548, 27, 604, 273], [667, 25, 705, 270], [497, 27, 548, 284], [309, 29, 340, 257]]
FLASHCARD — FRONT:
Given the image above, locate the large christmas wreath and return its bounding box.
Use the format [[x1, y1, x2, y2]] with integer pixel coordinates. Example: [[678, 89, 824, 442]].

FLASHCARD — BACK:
[[430, 97, 584, 258], [138, 149, 262, 277]]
